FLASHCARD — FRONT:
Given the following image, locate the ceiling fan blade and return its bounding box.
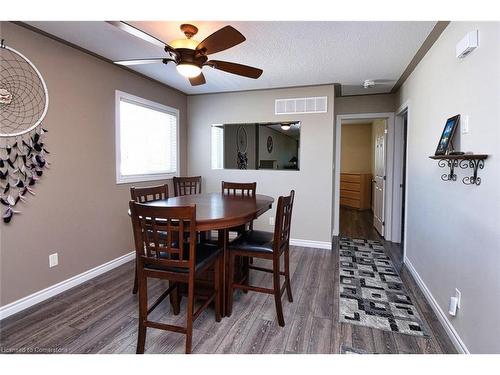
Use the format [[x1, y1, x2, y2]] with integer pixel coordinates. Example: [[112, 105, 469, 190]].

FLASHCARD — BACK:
[[189, 72, 206, 86], [206, 60, 263, 79], [106, 21, 176, 53], [196, 26, 246, 55], [114, 58, 169, 66]]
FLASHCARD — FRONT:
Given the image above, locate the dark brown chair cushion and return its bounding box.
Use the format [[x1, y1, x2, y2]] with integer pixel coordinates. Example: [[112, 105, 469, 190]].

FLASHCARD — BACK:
[[229, 230, 274, 254]]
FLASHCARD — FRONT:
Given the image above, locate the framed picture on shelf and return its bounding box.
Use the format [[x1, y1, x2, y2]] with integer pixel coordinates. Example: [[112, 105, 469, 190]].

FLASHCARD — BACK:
[[435, 114, 460, 155]]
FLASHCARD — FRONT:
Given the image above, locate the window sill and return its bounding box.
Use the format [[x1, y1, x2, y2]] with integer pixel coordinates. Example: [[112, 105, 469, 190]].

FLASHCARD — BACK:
[[116, 173, 177, 185]]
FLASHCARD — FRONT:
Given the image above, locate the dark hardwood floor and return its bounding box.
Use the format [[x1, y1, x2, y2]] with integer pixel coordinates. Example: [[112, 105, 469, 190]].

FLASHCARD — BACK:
[[0, 213, 456, 354], [339, 206, 403, 270]]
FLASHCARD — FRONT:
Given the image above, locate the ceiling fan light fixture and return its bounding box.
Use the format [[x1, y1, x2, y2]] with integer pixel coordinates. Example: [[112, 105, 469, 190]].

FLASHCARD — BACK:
[[109, 22, 263, 86], [176, 63, 202, 78], [281, 123, 291, 131], [170, 38, 199, 50]]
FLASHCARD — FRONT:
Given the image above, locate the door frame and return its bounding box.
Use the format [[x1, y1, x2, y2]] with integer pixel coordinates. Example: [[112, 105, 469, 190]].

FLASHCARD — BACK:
[[333, 112, 395, 240], [394, 101, 410, 261]]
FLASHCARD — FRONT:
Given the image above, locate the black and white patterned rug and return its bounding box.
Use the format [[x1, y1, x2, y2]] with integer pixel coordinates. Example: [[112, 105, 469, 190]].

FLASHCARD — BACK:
[[338, 237, 429, 337]]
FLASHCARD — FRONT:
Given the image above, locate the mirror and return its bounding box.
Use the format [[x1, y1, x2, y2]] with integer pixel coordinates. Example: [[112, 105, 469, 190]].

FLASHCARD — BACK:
[[211, 122, 301, 170]]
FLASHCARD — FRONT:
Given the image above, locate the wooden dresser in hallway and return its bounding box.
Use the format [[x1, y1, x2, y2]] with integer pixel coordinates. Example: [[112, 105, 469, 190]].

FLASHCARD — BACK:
[[340, 173, 372, 210]]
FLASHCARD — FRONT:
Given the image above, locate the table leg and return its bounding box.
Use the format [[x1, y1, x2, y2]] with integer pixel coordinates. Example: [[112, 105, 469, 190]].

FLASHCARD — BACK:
[[218, 229, 229, 317]]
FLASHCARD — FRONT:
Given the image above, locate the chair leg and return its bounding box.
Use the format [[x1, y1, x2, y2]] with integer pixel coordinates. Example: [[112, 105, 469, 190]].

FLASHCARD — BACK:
[[273, 258, 285, 327], [185, 275, 195, 354], [132, 259, 138, 294], [242, 256, 249, 294], [170, 282, 181, 315], [284, 248, 293, 303], [226, 251, 235, 317], [136, 271, 147, 353], [214, 254, 222, 322]]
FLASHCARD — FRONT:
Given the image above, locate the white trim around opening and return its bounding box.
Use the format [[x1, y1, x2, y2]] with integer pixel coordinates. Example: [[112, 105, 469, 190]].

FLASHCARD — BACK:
[[333, 112, 396, 242], [394, 101, 410, 261]]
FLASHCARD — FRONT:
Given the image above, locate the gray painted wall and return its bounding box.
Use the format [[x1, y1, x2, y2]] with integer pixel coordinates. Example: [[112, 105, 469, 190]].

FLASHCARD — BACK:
[[0, 22, 188, 306], [335, 94, 396, 115], [187, 85, 335, 243], [397, 21, 500, 353]]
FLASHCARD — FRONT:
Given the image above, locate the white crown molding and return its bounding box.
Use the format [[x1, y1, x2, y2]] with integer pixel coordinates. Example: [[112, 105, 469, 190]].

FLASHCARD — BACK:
[[0, 251, 135, 321], [404, 256, 469, 354]]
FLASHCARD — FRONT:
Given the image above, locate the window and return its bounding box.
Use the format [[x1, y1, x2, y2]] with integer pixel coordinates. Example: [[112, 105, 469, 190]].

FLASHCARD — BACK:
[[115, 91, 179, 184], [211, 125, 224, 169]]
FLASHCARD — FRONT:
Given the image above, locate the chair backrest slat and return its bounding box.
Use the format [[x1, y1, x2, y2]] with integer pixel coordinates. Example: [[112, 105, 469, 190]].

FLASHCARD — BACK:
[[130, 184, 169, 203], [273, 190, 295, 255], [129, 201, 197, 272], [221, 181, 257, 197], [173, 176, 202, 197]]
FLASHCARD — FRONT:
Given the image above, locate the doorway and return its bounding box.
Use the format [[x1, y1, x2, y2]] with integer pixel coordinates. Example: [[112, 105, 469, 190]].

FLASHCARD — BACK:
[[333, 112, 398, 243], [337, 118, 387, 240]]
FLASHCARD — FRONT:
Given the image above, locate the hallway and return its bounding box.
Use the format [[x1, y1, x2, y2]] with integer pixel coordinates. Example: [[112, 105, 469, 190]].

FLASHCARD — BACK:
[[339, 206, 403, 269]]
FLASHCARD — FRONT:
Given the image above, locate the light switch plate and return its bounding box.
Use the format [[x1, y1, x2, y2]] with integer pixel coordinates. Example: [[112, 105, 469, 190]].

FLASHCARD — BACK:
[[49, 253, 58, 268], [461, 115, 469, 134], [455, 288, 461, 309]]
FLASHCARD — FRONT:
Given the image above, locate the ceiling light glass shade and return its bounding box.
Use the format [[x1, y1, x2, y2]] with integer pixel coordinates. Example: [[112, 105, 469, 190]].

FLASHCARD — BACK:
[[170, 38, 199, 50], [176, 63, 202, 78], [281, 124, 291, 130]]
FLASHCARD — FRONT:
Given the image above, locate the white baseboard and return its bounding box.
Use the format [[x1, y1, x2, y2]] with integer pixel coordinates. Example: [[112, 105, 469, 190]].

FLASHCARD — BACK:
[[290, 238, 332, 250], [0, 239, 330, 320], [0, 251, 135, 321], [404, 256, 469, 354]]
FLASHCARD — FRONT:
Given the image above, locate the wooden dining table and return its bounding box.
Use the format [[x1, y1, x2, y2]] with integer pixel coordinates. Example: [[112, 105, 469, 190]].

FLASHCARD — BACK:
[[142, 192, 274, 316]]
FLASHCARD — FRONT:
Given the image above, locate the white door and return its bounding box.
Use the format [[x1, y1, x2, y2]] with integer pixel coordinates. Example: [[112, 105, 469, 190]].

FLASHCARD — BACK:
[[373, 129, 386, 235]]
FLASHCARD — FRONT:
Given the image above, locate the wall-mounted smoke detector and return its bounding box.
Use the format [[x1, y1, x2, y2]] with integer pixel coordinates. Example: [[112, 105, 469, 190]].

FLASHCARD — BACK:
[[363, 80, 375, 89]]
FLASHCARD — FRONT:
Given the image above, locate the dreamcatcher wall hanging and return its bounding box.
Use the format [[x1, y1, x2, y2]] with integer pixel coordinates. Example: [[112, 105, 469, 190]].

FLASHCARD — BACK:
[[0, 39, 50, 223]]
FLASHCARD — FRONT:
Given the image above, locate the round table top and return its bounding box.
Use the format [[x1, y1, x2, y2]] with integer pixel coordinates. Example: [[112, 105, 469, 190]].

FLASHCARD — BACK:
[[143, 192, 274, 231]]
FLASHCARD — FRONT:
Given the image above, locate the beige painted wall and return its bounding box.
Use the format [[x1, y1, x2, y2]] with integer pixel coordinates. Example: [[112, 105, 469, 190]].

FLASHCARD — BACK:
[[396, 22, 500, 353], [340, 123, 372, 173], [187, 85, 335, 242], [0, 23, 188, 306]]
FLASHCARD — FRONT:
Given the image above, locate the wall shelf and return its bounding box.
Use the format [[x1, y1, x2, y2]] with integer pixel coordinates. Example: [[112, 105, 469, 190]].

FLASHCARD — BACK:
[[429, 154, 488, 186]]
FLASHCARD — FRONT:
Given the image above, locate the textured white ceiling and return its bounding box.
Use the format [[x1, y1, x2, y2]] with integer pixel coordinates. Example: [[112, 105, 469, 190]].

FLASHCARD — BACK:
[[26, 21, 436, 95]]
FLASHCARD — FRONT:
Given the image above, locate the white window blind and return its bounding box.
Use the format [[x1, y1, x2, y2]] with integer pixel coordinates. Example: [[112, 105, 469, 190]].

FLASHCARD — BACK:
[[115, 91, 179, 184], [211, 125, 224, 170]]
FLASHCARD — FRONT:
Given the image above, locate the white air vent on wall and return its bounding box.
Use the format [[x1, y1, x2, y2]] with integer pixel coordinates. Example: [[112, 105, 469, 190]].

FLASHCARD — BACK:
[[275, 96, 328, 115]]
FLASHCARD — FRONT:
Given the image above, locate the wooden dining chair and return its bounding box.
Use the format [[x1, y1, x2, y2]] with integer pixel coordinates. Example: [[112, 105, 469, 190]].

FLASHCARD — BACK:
[[222, 181, 258, 268], [129, 201, 223, 354], [130, 184, 169, 203], [222, 181, 257, 230], [221, 181, 256, 198], [130, 184, 169, 295], [226, 190, 295, 327], [173, 176, 202, 197]]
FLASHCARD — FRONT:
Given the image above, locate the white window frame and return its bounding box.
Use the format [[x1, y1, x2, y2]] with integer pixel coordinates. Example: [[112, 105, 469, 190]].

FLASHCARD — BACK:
[[115, 90, 180, 184], [211, 124, 224, 170]]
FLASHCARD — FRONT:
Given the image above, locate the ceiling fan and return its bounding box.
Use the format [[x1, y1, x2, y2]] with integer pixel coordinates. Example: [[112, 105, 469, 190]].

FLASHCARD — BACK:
[[107, 21, 263, 86]]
